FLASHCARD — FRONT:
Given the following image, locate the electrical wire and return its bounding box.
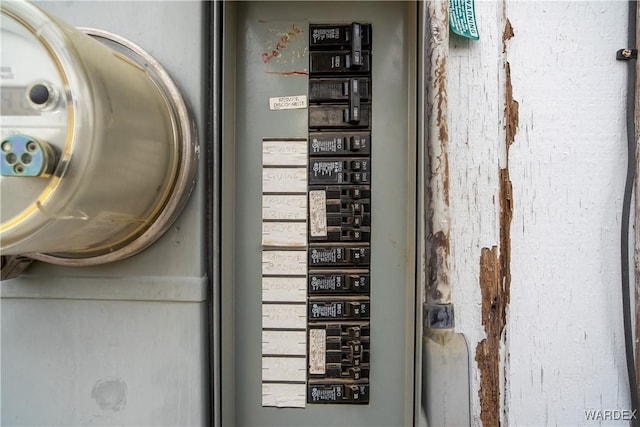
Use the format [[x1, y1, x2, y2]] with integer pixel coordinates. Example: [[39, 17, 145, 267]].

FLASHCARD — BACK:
[[621, 1, 639, 425]]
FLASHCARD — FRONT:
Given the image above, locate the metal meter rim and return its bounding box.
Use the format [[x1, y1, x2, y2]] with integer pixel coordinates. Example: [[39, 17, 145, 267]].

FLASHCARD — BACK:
[[29, 28, 199, 267]]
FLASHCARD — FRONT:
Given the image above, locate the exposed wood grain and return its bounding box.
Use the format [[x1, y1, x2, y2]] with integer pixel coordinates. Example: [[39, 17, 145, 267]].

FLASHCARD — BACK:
[[476, 17, 517, 427], [476, 247, 502, 427]]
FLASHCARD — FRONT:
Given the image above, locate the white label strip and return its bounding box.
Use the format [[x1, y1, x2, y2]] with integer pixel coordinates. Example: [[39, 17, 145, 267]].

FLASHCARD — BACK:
[[262, 250, 307, 276], [263, 139, 307, 165], [262, 357, 307, 381], [309, 190, 328, 237], [262, 168, 307, 193], [262, 222, 307, 247], [262, 277, 306, 302], [261, 138, 308, 409], [262, 357, 307, 382], [308, 329, 327, 375], [262, 383, 306, 408], [262, 330, 306, 355], [262, 195, 307, 220], [262, 304, 307, 329], [269, 95, 308, 111]]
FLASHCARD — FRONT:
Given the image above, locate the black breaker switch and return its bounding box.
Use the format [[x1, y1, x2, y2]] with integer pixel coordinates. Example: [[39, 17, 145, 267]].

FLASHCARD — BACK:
[[309, 51, 371, 74], [308, 79, 367, 126], [309, 104, 370, 129], [310, 133, 370, 156], [348, 340, 363, 365], [309, 272, 370, 294], [307, 323, 370, 383], [347, 326, 361, 338], [349, 367, 362, 380], [309, 246, 370, 267], [348, 78, 361, 123], [309, 23, 371, 74], [308, 384, 370, 404], [309, 23, 371, 49], [351, 23, 363, 67], [309, 300, 370, 320], [308, 21, 372, 405], [309, 78, 370, 103], [309, 158, 370, 185], [320, 185, 370, 200]]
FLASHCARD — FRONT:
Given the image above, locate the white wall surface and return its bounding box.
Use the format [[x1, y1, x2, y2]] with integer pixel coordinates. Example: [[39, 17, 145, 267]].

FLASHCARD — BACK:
[[450, 1, 633, 425]]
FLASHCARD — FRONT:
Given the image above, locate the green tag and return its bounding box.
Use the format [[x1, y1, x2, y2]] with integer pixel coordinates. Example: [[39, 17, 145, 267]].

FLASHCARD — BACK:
[[449, 0, 479, 40]]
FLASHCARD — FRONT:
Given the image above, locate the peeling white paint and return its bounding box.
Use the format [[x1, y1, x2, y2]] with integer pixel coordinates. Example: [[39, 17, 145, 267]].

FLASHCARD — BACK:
[[449, 1, 632, 425], [448, 0, 504, 423]]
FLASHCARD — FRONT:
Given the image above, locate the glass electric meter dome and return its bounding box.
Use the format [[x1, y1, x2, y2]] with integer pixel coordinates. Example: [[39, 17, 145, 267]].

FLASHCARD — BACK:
[[0, 1, 198, 271]]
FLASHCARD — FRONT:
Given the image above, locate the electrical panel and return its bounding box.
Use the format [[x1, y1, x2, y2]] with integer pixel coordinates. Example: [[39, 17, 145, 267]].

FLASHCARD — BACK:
[[228, 2, 414, 424], [307, 22, 372, 404]]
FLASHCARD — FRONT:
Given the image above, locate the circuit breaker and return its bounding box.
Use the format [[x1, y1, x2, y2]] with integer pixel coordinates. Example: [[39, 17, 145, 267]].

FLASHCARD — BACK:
[[307, 23, 372, 404]]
